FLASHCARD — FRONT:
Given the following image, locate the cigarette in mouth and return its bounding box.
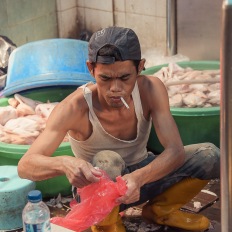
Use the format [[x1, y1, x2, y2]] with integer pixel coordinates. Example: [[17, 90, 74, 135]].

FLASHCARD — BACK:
[[120, 97, 130, 109]]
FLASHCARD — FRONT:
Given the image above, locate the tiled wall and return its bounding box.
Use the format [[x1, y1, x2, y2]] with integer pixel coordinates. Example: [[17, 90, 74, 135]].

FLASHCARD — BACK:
[[114, 0, 166, 52], [56, 0, 79, 38], [0, 0, 221, 60], [0, 0, 58, 46], [0, 0, 166, 53], [76, 0, 167, 55]]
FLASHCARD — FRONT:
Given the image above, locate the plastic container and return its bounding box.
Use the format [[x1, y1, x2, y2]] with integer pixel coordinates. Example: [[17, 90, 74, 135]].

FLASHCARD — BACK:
[[0, 166, 35, 230], [142, 60, 220, 153], [22, 190, 51, 232], [0, 86, 76, 197], [0, 38, 94, 97]]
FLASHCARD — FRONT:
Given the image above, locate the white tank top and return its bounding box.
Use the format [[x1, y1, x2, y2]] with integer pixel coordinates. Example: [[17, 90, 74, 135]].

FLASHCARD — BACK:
[[68, 82, 152, 166]]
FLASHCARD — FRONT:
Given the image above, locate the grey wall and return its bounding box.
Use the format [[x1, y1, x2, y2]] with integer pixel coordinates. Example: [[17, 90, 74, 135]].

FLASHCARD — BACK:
[[177, 0, 222, 60], [0, 0, 58, 46], [0, 0, 222, 61], [76, 0, 167, 56], [76, 0, 222, 61]]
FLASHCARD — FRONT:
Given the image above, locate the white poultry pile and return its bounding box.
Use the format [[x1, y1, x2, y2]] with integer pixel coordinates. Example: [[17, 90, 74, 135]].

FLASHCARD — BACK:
[[153, 63, 220, 108], [0, 94, 68, 145]]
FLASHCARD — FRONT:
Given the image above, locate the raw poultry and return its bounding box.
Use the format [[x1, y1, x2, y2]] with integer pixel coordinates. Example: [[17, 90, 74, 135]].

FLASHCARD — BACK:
[[0, 94, 68, 145], [153, 63, 220, 108]]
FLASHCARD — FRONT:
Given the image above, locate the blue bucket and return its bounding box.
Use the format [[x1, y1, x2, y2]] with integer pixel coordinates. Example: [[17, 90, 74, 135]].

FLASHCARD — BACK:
[[0, 39, 94, 97]]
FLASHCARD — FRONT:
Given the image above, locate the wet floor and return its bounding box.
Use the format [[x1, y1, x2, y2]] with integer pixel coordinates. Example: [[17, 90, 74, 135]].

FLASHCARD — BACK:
[[7, 179, 220, 232], [122, 179, 221, 232], [47, 179, 221, 232]]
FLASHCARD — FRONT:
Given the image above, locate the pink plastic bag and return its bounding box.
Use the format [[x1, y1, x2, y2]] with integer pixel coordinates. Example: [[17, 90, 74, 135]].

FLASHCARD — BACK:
[[51, 170, 127, 232]]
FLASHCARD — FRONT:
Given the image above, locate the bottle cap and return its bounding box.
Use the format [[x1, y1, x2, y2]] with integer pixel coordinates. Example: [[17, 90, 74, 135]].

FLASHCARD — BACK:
[[28, 190, 42, 203]]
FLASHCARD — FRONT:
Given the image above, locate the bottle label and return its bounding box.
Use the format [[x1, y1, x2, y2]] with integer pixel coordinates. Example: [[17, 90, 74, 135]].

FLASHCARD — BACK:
[[24, 219, 51, 232]]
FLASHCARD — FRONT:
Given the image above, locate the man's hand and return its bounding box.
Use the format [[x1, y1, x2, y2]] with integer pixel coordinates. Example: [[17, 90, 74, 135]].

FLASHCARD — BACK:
[[61, 156, 102, 188], [116, 173, 142, 205]]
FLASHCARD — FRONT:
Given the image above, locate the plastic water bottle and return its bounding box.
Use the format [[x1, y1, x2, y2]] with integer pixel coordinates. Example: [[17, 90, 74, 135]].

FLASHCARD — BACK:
[[22, 190, 51, 232]]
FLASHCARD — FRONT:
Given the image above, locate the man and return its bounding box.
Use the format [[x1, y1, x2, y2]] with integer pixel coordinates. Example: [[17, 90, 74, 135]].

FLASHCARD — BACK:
[[18, 26, 220, 232]]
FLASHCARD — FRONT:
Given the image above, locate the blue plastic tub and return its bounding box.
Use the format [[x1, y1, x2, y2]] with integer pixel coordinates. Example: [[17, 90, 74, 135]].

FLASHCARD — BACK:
[[0, 39, 94, 97]]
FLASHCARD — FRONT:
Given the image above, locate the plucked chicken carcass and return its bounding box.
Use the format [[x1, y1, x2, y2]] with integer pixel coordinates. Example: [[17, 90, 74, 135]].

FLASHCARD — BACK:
[[35, 102, 58, 120], [153, 63, 220, 108], [1, 115, 45, 145], [0, 105, 17, 125], [0, 94, 68, 145]]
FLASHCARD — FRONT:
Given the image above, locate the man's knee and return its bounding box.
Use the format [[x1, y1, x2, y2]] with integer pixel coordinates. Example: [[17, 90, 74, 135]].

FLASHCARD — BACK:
[[192, 143, 220, 179], [198, 143, 220, 162]]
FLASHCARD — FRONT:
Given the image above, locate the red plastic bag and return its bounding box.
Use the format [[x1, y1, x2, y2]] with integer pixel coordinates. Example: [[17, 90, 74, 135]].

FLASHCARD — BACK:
[[51, 170, 127, 232]]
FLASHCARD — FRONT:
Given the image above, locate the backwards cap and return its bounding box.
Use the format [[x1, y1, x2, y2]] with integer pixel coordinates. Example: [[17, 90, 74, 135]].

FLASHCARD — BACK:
[[88, 26, 141, 64]]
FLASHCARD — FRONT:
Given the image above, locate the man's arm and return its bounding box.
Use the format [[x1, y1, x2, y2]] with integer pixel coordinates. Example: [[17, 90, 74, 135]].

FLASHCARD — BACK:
[[17, 94, 102, 188], [135, 76, 185, 184], [118, 76, 185, 204]]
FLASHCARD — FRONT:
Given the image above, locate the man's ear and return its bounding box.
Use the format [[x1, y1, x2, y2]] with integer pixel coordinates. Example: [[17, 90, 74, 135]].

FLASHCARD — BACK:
[[138, 58, 146, 73], [86, 61, 94, 76]]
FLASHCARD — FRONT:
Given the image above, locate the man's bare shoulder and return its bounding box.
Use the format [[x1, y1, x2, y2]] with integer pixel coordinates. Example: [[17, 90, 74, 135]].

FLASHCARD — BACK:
[[137, 75, 167, 98], [61, 87, 88, 112], [47, 86, 91, 130], [137, 75, 169, 113]]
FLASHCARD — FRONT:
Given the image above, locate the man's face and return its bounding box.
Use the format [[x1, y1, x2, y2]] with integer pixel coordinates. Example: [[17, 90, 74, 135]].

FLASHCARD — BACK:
[[92, 60, 138, 108]]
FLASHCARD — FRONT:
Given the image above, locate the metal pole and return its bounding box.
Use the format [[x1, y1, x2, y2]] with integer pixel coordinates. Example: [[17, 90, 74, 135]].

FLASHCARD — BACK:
[[166, 0, 177, 56], [221, 0, 232, 231]]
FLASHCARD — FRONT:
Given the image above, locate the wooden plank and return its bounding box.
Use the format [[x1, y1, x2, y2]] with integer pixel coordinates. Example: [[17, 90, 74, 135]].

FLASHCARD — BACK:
[[182, 190, 219, 213]]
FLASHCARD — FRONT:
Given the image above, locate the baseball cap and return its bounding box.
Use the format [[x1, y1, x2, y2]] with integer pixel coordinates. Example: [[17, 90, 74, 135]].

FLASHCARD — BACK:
[[88, 26, 141, 64]]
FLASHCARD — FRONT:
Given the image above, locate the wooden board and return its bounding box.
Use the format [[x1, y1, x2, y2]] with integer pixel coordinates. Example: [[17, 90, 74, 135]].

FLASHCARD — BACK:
[[182, 190, 219, 213]]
